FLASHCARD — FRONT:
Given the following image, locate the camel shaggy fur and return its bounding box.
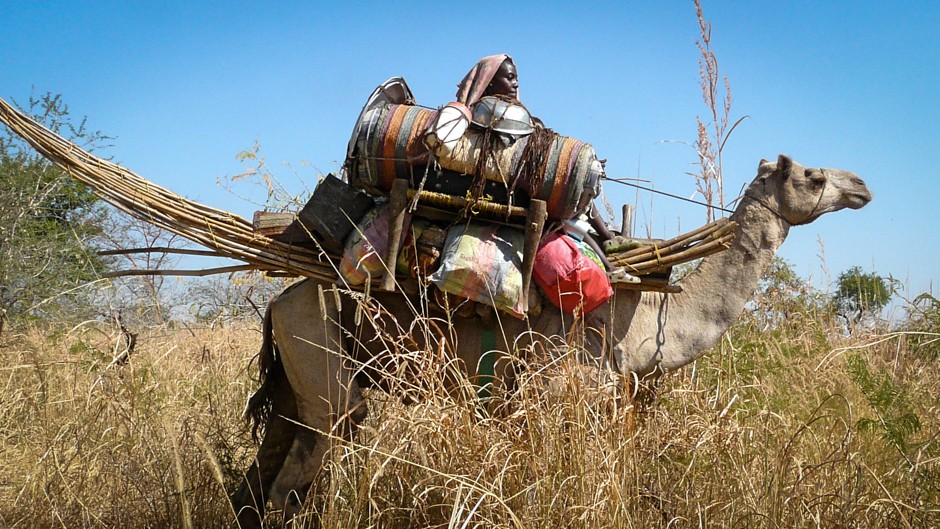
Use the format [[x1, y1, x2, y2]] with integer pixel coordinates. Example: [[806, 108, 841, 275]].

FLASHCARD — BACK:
[[230, 155, 872, 526]]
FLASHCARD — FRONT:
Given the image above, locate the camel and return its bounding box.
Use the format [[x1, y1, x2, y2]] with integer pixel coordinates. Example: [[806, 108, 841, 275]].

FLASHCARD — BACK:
[[230, 154, 872, 526]]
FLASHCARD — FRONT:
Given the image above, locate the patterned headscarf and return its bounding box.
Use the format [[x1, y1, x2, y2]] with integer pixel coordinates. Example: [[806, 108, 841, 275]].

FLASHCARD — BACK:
[[455, 54, 515, 107]]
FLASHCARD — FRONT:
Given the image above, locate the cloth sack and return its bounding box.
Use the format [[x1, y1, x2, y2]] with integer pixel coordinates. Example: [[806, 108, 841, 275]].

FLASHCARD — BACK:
[[533, 232, 612, 315], [339, 204, 412, 286], [396, 218, 430, 276], [429, 223, 526, 318]]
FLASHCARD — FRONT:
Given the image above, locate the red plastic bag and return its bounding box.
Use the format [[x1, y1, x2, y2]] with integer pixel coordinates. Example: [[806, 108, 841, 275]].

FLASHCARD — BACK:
[[534, 232, 612, 315]]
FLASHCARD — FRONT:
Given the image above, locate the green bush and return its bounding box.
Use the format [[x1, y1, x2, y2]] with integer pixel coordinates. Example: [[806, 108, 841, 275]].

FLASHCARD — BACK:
[[0, 93, 112, 332]]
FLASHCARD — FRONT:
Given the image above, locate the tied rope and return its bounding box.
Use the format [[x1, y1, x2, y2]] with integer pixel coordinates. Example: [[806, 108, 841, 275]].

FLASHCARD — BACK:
[[743, 169, 829, 226], [516, 125, 556, 198], [604, 176, 736, 215]]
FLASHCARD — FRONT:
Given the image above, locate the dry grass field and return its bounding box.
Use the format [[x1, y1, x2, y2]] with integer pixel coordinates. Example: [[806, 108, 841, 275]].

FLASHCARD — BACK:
[[12, 4, 935, 525], [1, 295, 938, 528]]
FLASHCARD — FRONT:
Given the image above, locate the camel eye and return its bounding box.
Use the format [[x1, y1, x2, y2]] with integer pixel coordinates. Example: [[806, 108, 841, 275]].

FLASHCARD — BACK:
[[808, 172, 826, 189]]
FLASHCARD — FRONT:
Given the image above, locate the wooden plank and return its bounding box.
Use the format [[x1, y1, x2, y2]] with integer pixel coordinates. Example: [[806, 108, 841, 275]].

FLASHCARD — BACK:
[[252, 211, 295, 236]]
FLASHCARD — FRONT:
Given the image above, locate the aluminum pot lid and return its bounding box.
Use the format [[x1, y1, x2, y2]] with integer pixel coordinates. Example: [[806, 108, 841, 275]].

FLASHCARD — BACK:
[[469, 96, 534, 136]]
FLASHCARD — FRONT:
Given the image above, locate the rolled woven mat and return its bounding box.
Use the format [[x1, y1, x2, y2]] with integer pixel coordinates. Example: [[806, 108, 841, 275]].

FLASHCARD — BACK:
[[351, 103, 434, 191], [441, 131, 517, 184]]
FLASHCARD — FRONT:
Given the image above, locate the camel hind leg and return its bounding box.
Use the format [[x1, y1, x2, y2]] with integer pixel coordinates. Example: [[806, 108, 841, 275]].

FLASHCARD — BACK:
[[265, 280, 368, 524], [230, 371, 298, 528], [230, 303, 301, 528]]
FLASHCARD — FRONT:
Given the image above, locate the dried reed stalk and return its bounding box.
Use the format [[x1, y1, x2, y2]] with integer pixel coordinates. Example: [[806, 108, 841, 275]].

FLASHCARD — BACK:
[[620, 232, 735, 275], [410, 189, 527, 218]]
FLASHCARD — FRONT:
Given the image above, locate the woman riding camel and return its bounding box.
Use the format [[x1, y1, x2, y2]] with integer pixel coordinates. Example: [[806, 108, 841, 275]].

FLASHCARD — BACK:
[[456, 53, 519, 106]]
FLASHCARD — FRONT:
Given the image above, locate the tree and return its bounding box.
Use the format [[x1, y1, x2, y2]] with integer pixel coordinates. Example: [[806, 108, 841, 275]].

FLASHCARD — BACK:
[[0, 93, 112, 332], [188, 270, 291, 324], [748, 256, 824, 329], [834, 266, 894, 328], [903, 293, 940, 358]]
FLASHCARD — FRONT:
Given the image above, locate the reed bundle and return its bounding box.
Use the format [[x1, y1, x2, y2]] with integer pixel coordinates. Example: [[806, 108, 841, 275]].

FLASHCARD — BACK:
[[0, 96, 734, 291], [608, 217, 736, 276], [0, 96, 339, 282], [409, 189, 527, 218]]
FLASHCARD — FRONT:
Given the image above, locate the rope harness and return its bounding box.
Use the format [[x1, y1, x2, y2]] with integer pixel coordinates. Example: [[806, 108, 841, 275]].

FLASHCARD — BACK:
[[742, 168, 828, 227]]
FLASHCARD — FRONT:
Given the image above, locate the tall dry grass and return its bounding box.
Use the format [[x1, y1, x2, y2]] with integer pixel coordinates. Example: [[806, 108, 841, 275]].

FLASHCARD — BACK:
[[0, 322, 255, 528], [2, 296, 938, 528]]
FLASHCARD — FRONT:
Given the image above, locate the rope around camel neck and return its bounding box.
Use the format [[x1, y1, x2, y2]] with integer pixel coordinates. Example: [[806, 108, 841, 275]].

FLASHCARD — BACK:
[[741, 169, 828, 226]]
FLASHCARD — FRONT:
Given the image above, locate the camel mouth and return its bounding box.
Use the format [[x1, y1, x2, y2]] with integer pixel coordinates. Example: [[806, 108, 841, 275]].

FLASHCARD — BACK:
[[843, 175, 872, 209], [846, 190, 873, 209]]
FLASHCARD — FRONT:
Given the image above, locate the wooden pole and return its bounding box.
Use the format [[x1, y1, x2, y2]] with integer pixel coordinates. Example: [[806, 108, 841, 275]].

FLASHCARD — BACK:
[[620, 204, 633, 237], [382, 178, 410, 291], [101, 264, 257, 278], [409, 189, 528, 219], [520, 199, 548, 304], [97, 247, 222, 257], [609, 218, 733, 263]]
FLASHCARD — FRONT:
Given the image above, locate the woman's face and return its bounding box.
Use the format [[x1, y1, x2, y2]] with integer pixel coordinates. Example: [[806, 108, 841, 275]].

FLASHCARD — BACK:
[[487, 61, 518, 99]]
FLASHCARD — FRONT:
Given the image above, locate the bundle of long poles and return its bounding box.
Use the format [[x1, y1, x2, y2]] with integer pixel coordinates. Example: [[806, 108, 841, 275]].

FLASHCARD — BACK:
[[0, 96, 338, 282], [607, 217, 736, 275]]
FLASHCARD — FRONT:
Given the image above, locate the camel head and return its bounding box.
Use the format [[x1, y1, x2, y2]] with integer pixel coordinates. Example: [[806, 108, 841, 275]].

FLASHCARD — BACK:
[[748, 154, 872, 225]]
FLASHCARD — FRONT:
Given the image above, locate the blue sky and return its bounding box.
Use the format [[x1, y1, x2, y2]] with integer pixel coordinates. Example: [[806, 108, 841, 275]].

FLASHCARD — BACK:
[[4, 1, 937, 307]]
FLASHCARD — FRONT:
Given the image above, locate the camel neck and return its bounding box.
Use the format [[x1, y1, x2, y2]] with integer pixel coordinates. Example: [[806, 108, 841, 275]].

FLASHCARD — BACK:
[[620, 195, 791, 373], [683, 195, 790, 311]]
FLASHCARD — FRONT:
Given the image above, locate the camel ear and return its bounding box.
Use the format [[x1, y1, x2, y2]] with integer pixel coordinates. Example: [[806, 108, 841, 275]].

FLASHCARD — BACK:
[[759, 158, 769, 168], [776, 154, 793, 178]]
